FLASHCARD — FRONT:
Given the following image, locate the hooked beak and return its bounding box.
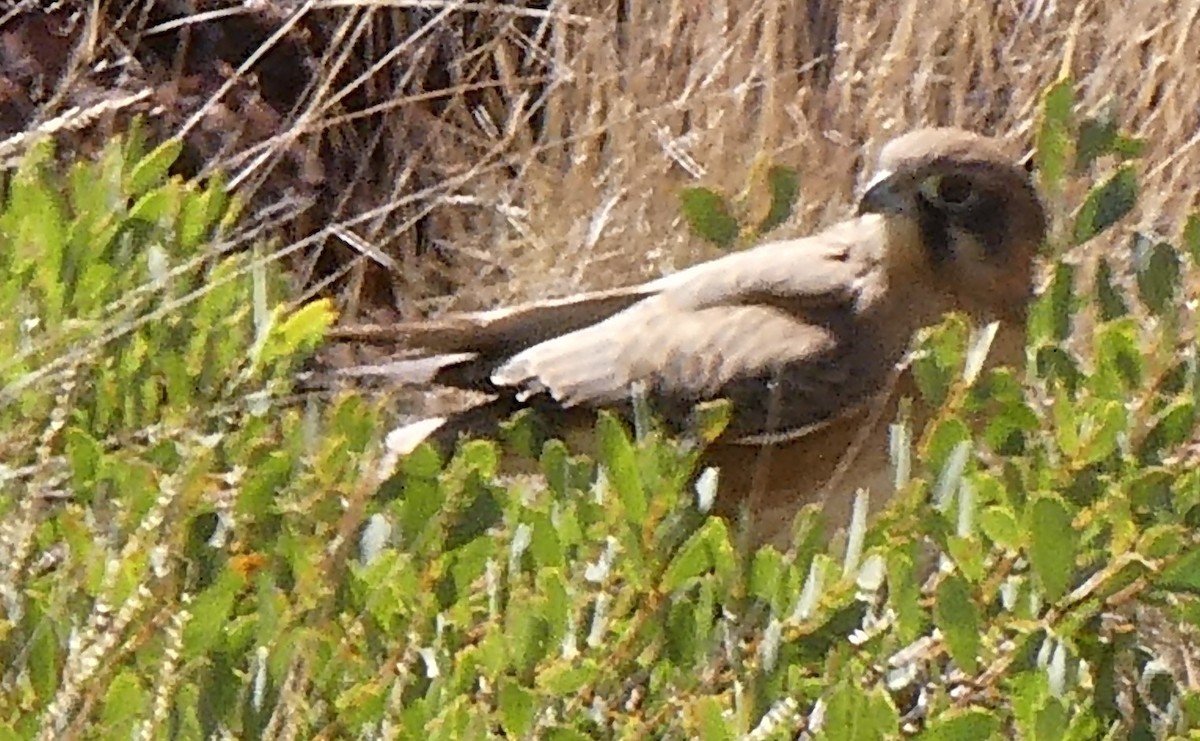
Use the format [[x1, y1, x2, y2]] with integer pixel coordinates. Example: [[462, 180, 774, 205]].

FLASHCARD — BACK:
[[856, 170, 911, 216]]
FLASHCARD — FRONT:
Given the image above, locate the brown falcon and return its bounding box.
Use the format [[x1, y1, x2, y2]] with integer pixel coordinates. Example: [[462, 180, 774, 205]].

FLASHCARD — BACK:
[[329, 127, 1047, 548]]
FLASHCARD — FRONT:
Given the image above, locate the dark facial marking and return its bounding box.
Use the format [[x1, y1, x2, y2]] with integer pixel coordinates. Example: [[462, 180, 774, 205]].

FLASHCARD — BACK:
[[915, 194, 954, 266], [957, 194, 1008, 255], [916, 164, 1027, 263]]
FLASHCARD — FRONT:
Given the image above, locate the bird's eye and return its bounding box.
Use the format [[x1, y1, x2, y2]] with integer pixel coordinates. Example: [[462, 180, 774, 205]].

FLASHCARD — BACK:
[[937, 175, 975, 204], [921, 174, 979, 210]]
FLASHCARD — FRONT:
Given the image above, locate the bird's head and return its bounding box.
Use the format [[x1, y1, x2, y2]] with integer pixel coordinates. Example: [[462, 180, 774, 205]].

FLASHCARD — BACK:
[[856, 127, 1047, 326]]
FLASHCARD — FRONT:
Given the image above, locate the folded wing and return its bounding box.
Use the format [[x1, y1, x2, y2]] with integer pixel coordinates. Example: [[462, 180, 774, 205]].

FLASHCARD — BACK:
[[492, 223, 889, 438]]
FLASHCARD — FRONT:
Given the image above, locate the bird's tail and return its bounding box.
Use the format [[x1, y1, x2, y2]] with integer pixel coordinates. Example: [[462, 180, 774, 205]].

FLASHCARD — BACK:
[[325, 284, 655, 357], [304, 351, 498, 391]]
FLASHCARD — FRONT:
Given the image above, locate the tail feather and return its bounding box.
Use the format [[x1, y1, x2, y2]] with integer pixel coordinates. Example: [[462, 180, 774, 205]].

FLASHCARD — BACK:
[[327, 352, 501, 392], [297, 350, 503, 395]]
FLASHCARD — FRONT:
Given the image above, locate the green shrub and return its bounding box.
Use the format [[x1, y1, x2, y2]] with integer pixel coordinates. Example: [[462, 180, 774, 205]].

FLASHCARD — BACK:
[[4, 81, 1200, 739]]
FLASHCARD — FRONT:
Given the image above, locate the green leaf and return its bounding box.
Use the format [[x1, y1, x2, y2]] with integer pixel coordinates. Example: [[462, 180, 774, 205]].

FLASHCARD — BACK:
[[915, 709, 1001, 741], [449, 439, 500, 481], [819, 682, 899, 741], [536, 661, 601, 696], [596, 412, 647, 524], [1138, 525, 1184, 560], [1182, 211, 1200, 263], [1011, 672, 1052, 739], [661, 522, 714, 591], [974, 373, 1039, 453], [398, 444, 445, 540], [757, 165, 800, 234], [1091, 318, 1143, 398], [1074, 115, 1118, 172], [1092, 258, 1128, 321], [1139, 400, 1196, 464], [1157, 545, 1200, 594], [126, 137, 183, 197], [27, 608, 62, 700], [979, 505, 1022, 551], [1076, 399, 1127, 466], [445, 485, 503, 552], [1029, 261, 1076, 345], [127, 183, 178, 225], [692, 696, 735, 741], [1026, 494, 1077, 602], [1036, 79, 1075, 196], [666, 598, 699, 664], [261, 299, 337, 367], [680, 187, 739, 249], [1181, 692, 1200, 731], [121, 115, 149, 165], [499, 407, 541, 458], [1132, 235, 1182, 316], [933, 575, 981, 674], [497, 678, 537, 737], [704, 518, 737, 587], [183, 569, 247, 659], [14, 158, 68, 322], [1034, 346, 1083, 395], [541, 438, 592, 499], [1050, 392, 1078, 462], [925, 418, 971, 483], [335, 684, 387, 731], [400, 438, 444, 479], [1157, 349, 1200, 399], [690, 399, 733, 443], [1073, 110, 1142, 171], [1034, 698, 1070, 741], [667, 515, 729, 592], [1125, 467, 1175, 515], [64, 426, 104, 495], [1072, 165, 1138, 245], [913, 315, 969, 406], [198, 172, 233, 232], [947, 536, 986, 583], [1111, 134, 1147, 160], [100, 670, 148, 737], [528, 512, 566, 569], [749, 547, 785, 606], [179, 181, 220, 249], [888, 549, 925, 642]]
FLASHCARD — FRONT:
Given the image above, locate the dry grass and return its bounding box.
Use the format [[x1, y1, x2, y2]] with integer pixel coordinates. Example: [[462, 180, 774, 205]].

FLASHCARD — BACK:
[[283, 0, 1200, 311], [5, 1, 1200, 322]]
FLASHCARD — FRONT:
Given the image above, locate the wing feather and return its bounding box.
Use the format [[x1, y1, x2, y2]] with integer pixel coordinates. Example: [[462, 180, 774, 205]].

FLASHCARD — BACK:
[[492, 222, 892, 437], [327, 283, 660, 355]]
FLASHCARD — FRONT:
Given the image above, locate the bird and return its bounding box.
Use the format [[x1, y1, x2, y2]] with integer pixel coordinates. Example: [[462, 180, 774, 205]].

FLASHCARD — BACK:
[[327, 127, 1048, 550]]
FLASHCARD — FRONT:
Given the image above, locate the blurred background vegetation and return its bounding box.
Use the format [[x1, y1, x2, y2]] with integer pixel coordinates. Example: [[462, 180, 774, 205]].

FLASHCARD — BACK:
[[2, 1, 1200, 738]]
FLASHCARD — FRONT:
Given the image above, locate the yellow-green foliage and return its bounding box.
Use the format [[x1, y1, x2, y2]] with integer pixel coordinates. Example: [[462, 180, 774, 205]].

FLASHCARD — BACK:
[[4, 83, 1200, 740]]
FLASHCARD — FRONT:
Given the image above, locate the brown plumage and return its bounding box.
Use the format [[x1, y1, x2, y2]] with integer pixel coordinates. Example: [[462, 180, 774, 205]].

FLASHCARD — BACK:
[[331, 127, 1047, 548]]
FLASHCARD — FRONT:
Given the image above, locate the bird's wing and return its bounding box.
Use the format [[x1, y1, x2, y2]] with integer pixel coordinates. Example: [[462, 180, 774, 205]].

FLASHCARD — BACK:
[[492, 222, 891, 438], [327, 283, 663, 356], [321, 281, 670, 392]]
